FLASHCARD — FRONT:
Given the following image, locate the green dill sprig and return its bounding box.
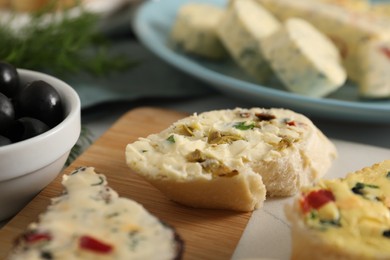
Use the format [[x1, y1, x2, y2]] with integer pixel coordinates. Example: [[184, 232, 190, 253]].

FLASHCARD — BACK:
[[0, 4, 134, 76]]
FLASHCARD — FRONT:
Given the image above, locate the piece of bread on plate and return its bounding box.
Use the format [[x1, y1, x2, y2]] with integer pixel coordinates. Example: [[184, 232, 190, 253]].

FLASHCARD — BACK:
[[125, 108, 337, 212], [8, 167, 184, 260], [170, 3, 227, 59], [285, 160, 390, 259], [262, 17, 347, 98], [216, 0, 281, 82]]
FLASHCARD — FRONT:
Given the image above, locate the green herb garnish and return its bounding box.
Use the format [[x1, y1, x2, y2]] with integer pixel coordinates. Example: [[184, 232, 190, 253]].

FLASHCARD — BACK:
[[387, 171, 390, 179], [167, 135, 175, 143], [351, 182, 379, 196], [0, 3, 134, 76], [233, 121, 255, 130]]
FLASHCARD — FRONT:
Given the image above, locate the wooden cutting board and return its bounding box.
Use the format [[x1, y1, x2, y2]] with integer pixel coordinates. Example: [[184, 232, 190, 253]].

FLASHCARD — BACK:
[[0, 107, 251, 259]]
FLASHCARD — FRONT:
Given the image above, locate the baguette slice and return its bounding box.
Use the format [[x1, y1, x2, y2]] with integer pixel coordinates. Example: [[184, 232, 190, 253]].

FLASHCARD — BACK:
[[262, 18, 346, 97], [125, 108, 337, 212], [8, 167, 183, 260], [358, 38, 390, 98], [256, 0, 390, 83], [217, 0, 280, 82], [315, 0, 370, 11], [170, 3, 227, 59], [286, 160, 390, 260]]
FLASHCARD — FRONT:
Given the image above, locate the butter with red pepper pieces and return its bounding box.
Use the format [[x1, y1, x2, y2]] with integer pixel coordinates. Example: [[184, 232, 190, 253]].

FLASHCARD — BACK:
[[7, 167, 183, 260], [286, 160, 390, 259]]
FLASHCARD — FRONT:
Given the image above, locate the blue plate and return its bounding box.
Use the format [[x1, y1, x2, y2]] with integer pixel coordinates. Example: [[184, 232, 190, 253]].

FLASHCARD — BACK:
[[133, 0, 390, 123]]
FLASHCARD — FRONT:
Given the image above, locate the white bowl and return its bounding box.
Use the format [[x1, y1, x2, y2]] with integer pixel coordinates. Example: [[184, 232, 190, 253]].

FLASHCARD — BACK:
[[0, 69, 81, 221]]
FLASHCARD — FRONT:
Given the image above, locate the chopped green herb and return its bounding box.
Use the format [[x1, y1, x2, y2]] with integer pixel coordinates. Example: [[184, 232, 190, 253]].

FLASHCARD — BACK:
[[351, 182, 379, 196], [309, 211, 318, 220], [106, 212, 120, 219], [141, 150, 148, 153], [320, 219, 341, 227], [383, 230, 390, 238], [167, 135, 175, 143], [40, 251, 53, 260], [233, 121, 255, 130], [387, 171, 390, 179]]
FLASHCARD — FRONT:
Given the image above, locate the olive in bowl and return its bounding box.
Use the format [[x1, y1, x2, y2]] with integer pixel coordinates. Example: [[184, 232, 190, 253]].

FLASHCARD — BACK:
[[0, 68, 81, 221]]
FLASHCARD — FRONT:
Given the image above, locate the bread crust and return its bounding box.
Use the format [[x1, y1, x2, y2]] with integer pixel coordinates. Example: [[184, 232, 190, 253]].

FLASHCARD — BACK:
[[146, 168, 266, 212], [126, 108, 337, 211]]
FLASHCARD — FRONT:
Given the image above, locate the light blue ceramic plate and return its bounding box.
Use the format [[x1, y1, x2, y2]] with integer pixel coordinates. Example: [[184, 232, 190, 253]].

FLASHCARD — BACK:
[[133, 0, 390, 123]]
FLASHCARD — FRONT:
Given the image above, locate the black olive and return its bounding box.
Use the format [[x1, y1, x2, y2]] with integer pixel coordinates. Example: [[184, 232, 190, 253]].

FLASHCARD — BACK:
[[0, 61, 20, 98], [0, 92, 15, 120], [17, 80, 64, 127], [0, 114, 15, 138], [13, 117, 50, 142], [0, 135, 11, 146]]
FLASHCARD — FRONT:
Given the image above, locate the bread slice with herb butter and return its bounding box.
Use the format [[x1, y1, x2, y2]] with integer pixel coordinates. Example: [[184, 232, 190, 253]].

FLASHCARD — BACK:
[[125, 108, 337, 212], [217, 0, 280, 82], [8, 167, 183, 260], [262, 18, 347, 97], [170, 3, 227, 59], [286, 160, 390, 259], [357, 38, 390, 98], [256, 0, 390, 84]]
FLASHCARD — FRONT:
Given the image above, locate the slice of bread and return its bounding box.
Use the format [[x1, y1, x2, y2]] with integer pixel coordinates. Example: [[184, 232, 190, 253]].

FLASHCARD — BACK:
[[170, 3, 227, 59], [262, 18, 347, 98], [286, 160, 390, 259], [8, 167, 184, 259], [217, 0, 280, 82], [125, 108, 337, 212]]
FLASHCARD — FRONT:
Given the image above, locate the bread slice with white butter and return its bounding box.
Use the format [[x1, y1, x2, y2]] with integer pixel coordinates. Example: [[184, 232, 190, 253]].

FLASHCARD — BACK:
[[358, 38, 390, 98], [126, 108, 337, 212], [170, 3, 227, 59], [257, 0, 390, 83], [8, 167, 183, 260], [262, 18, 347, 98], [217, 0, 280, 82]]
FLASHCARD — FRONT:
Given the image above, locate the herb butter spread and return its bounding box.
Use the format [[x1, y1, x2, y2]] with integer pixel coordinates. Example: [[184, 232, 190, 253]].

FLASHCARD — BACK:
[[8, 167, 183, 260], [262, 18, 347, 98], [287, 160, 390, 259], [217, 0, 280, 82], [170, 3, 227, 59], [256, 0, 390, 83], [126, 108, 337, 211], [358, 39, 390, 98]]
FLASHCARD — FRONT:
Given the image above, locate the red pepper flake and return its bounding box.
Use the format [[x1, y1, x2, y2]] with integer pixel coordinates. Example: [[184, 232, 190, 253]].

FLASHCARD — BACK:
[[286, 120, 296, 126], [79, 235, 113, 254], [380, 46, 390, 60], [301, 189, 335, 212], [299, 196, 311, 214], [24, 232, 52, 243]]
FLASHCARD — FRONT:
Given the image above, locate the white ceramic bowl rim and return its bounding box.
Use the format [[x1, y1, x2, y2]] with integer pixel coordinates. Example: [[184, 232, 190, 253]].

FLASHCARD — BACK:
[[0, 69, 81, 181]]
